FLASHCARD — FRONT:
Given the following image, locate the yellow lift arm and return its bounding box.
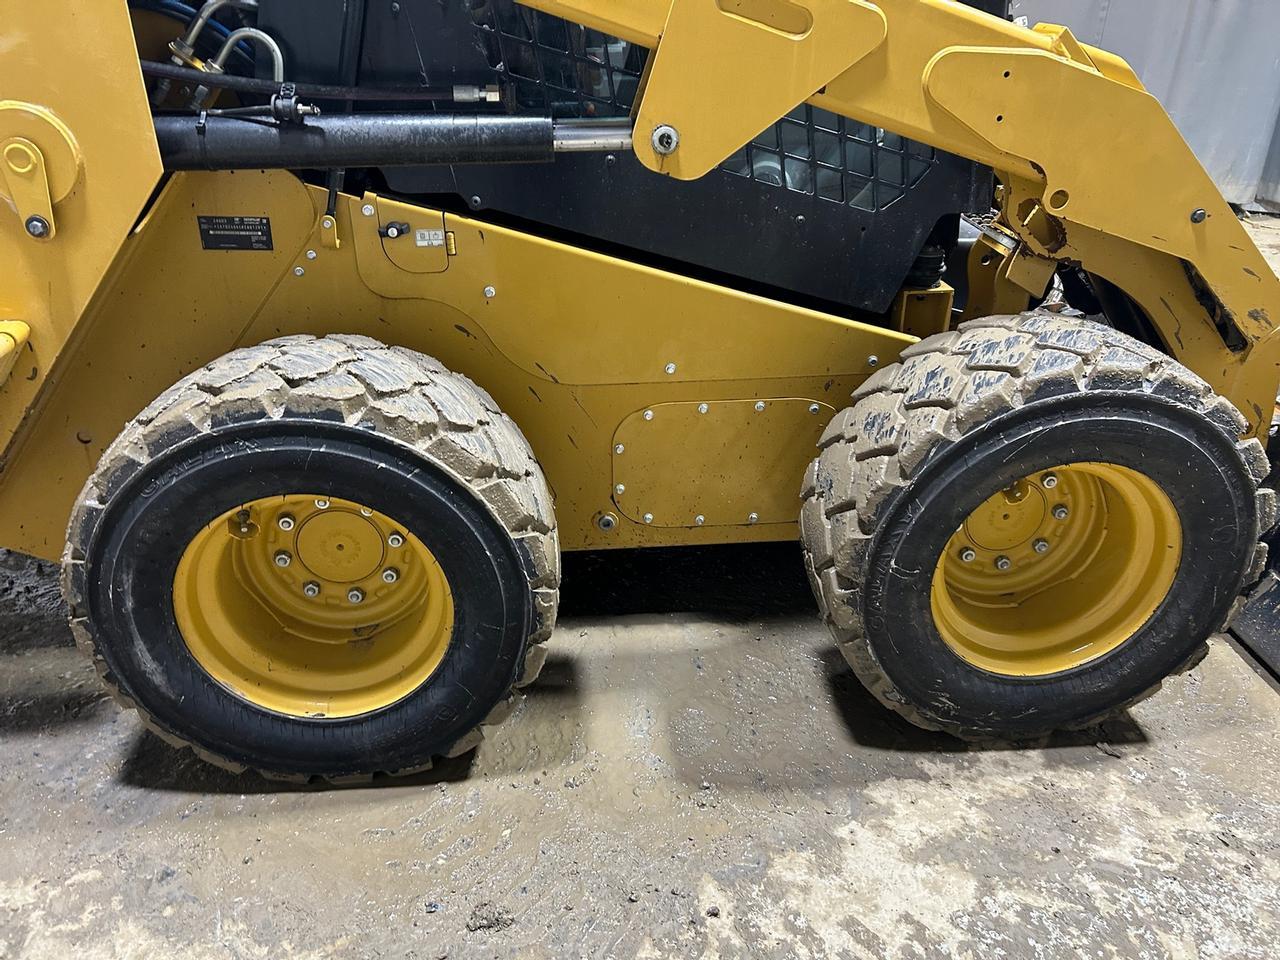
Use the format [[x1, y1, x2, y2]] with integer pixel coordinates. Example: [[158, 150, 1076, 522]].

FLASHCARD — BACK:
[[522, 0, 1280, 434]]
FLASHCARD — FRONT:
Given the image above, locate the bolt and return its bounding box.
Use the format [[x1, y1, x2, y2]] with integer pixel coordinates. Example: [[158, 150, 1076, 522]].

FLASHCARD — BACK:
[[315, 498, 330, 509], [1190, 208, 1207, 224], [306, 249, 317, 260], [360, 507, 373, 517], [651, 124, 680, 156], [24, 216, 50, 239], [597, 513, 618, 531], [643, 409, 654, 421], [382, 568, 400, 584], [748, 512, 759, 524], [274, 551, 292, 568], [294, 266, 305, 277], [665, 362, 677, 375], [322, 216, 335, 229], [695, 515, 705, 526], [277, 514, 296, 531], [469, 195, 483, 209], [614, 443, 625, 455], [388, 532, 405, 548], [361, 203, 376, 217], [754, 401, 766, 412], [643, 513, 654, 524], [867, 355, 880, 367], [303, 581, 321, 598], [347, 587, 365, 604], [809, 403, 821, 414], [698, 403, 709, 414], [1041, 473, 1058, 489], [483, 285, 497, 299], [615, 483, 626, 495], [1052, 504, 1069, 520], [995, 555, 1012, 571], [1033, 538, 1051, 554], [959, 547, 977, 563]]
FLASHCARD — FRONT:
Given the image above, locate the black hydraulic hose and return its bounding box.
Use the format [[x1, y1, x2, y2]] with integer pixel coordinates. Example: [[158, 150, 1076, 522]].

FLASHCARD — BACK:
[[140, 59, 459, 102], [154, 113, 555, 170]]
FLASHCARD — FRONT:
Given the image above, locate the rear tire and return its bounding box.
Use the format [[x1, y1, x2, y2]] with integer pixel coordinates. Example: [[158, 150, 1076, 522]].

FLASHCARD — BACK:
[[801, 313, 1275, 739], [62, 335, 558, 780]]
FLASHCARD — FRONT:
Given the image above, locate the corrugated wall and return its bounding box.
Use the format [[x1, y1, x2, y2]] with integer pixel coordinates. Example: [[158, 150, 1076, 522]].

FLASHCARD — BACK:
[[1009, 0, 1280, 206]]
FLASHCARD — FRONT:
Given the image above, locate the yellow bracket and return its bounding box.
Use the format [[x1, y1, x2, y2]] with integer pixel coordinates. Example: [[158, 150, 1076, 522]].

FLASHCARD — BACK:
[[0, 320, 31, 385], [1, 138, 56, 239], [633, 0, 888, 179], [0, 101, 84, 242]]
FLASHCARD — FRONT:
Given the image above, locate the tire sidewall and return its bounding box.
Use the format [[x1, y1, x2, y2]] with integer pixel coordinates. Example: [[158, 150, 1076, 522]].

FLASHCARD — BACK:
[[864, 391, 1257, 736], [86, 419, 531, 776]]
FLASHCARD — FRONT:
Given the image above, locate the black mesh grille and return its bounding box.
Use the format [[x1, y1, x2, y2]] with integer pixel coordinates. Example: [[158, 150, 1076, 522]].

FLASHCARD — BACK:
[[470, 0, 936, 212]]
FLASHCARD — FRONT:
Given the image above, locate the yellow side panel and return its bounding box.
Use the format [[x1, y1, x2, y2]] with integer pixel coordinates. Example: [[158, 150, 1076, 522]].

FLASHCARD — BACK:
[[0, 3, 163, 448]]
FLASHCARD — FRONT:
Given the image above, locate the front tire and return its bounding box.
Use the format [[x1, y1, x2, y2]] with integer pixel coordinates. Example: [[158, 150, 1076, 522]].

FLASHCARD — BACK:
[[801, 313, 1275, 739], [62, 335, 558, 780]]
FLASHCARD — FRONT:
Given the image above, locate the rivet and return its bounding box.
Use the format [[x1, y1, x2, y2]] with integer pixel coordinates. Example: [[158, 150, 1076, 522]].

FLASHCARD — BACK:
[[808, 403, 821, 415], [388, 532, 405, 547], [665, 362, 677, 375], [698, 403, 709, 414], [382, 568, 400, 584], [747, 512, 759, 524], [1052, 504, 1069, 521], [754, 401, 766, 412], [274, 551, 292, 568], [614, 443, 625, 455], [643, 513, 654, 524], [347, 587, 365, 604], [867, 355, 880, 367], [294, 266, 306, 277], [303, 581, 321, 598], [277, 514, 296, 531], [959, 547, 976, 563], [483, 285, 497, 299], [995, 555, 1012, 571], [361, 203, 376, 217], [1041, 473, 1058, 489], [643, 409, 654, 421], [615, 483, 626, 495], [1190, 208, 1207, 224], [315, 498, 330, 509], [1033, 539, 1050, 554], [306, 249, 318, 260], [695, 515, 705, 526]]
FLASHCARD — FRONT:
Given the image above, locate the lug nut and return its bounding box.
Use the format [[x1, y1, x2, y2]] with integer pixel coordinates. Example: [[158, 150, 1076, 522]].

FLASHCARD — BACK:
[[347, 588, 365, 604], [1041, 473, 1058, 489], [1052, 504, 1070, 521], [382, 568, 399, 584], [388, 532, 405, 548], [1033, 539, 1050, 554], [959, 547, 977, 563], [995, 555, 1012, 571], [303, 582, 321, 598], [274, 551, 292, 568], [277, 514, 296, 531]]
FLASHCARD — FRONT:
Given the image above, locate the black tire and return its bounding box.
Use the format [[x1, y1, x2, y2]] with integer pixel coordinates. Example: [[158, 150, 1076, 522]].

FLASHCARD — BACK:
[[62, 335, 559, 780], [801, 312, 1276, 739]]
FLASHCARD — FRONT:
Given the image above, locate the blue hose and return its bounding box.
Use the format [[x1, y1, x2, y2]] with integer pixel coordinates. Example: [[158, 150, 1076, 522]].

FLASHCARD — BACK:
[[129, 0, 256, 67]]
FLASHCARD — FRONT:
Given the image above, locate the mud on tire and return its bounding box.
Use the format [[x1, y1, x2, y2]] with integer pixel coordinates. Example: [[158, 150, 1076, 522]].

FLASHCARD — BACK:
[[800, 312, 1276, 740]]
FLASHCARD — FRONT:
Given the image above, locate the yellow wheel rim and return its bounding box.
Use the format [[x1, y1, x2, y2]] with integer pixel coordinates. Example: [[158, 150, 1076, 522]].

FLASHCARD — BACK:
[[174, 495, 454, 718], [930, 463, 1182, 677]]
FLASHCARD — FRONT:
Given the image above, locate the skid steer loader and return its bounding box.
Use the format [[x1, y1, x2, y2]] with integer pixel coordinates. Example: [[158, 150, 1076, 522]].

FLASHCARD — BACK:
[[2, 0, 1278, 780]]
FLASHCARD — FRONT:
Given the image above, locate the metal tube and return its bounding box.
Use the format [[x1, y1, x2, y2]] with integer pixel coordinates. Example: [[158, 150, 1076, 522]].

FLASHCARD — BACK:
[[552, 118, 634, 153], [213, 27, 284, 81], [155, 113, 557, 170], [141, 59, 458, 102], [183, 0, 258, 48]]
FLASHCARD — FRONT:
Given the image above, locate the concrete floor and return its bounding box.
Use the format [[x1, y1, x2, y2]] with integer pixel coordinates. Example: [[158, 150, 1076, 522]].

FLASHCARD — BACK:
[[3, 221, 1280, 959]]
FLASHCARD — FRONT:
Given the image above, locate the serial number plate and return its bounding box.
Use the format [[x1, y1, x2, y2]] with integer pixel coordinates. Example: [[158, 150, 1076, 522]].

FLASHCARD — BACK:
[[198, 216, 274, 251]]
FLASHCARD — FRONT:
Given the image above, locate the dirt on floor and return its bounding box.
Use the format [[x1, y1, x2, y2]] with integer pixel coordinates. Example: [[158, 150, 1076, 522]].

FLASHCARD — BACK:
[[2, 219, 1280, 960]]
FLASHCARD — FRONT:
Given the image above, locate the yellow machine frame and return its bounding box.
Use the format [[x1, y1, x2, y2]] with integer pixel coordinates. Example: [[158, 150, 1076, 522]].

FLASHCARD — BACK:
[[1, 0, 1278, 562]]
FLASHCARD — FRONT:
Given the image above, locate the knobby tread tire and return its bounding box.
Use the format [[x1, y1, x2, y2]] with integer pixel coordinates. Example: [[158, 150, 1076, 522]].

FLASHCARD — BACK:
[[61, 334, 559, 781], [800, 312, 1277, 739]]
